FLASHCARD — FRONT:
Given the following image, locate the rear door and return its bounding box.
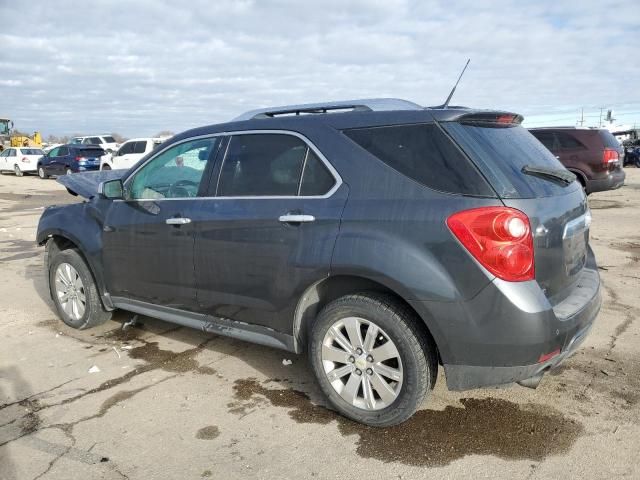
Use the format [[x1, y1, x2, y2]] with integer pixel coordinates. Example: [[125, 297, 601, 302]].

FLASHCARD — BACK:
[[444, 118, 590, 304], [193, 132, 347, 333]]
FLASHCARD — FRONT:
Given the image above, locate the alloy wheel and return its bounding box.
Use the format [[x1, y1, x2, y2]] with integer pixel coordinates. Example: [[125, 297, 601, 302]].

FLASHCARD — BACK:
[[54, 263, 86, 321], [321, 316, 403, 410]]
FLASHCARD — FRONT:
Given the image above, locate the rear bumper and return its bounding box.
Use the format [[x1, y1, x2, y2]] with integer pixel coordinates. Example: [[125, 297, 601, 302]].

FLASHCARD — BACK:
[[410, 251, 601, 391], [586, 168, 625, 194]]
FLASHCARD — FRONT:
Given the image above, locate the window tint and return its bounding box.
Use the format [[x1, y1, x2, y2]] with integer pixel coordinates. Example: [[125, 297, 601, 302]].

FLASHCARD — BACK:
[[599, 130, 622, 149], [89, 137, 102, 144], [217, 134, 307, 196], [58, 147, 69, 156], [557, 132, 585, 150], [444, 123, 577, 199], [47, 147, 59, 157], [7, 149, 16, 156], [344, 123, 493, 196], [103, 136, 116, 143], [79, 148, 104, 157], [19, 148, 44, 155], [531, 131, 558, 151], [300, 149, 335, 196], [118, 142, 134, 155], [129, 138, 219, 200], [132, 141, 147, 154]]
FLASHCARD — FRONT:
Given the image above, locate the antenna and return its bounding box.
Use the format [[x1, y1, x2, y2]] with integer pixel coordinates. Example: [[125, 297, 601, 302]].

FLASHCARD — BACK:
[[443, 59, 470, 109]]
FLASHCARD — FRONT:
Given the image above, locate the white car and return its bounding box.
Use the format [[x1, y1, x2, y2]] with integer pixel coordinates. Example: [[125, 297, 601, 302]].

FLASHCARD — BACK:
[[71, 135, 119, 154], [101, 137, 166, 170], [0, 147, 44, 176], [42, 143, 63, 154]]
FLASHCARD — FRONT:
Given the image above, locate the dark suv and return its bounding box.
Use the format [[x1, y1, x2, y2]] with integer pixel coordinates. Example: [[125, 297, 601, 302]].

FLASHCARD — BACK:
[[37, 144, 105, 178], [37, 99, 601, 426], [529, 127, 625, 194]]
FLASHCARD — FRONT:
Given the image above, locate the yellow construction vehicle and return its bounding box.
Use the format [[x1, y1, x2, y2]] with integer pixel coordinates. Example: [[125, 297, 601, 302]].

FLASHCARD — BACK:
[[0, 118, 42, 151]]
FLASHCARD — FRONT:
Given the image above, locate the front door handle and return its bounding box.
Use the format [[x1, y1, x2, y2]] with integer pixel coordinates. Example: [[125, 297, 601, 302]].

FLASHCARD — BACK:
[[278, 214, 315, 223], [166, 217, 192, 225]]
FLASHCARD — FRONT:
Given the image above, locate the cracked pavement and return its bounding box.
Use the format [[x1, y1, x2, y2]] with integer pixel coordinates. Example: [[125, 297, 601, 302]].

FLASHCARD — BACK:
[[0, 172, 639, 479]]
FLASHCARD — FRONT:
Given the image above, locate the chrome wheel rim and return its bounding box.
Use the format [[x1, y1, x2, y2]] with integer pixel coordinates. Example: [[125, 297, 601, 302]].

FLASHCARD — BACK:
[[39, 167, 45, 178], [54, 263, 86, 321], [322, 317, 403, 411]]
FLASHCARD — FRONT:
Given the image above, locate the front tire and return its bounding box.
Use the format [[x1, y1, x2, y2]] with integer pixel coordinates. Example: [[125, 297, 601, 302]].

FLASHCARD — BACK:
[[38, 166, 48, 179], [101, 164, 111, 171], [48, 248, 111, 329], [309, 293, 437, 427]]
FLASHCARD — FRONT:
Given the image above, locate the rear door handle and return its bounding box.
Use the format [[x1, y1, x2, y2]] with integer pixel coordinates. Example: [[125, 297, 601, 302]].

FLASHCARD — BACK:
[[278, 214, 315, 223], [166, 217, 192, 225]]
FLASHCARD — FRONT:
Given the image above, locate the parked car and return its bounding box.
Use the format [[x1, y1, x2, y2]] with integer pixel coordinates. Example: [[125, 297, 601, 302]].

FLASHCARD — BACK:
[[71, 135, 119, 154], [0, 147, 44, 176], [529, 127, 625, 194], [38, 99, 601, 427], [101, 137, 165, 170], [37, 144, 105, 178], [623, 139, 640, 167]]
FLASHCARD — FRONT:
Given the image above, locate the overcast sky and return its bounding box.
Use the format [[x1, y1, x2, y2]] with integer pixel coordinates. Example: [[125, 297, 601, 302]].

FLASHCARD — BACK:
[[1, 0, 638, 138]]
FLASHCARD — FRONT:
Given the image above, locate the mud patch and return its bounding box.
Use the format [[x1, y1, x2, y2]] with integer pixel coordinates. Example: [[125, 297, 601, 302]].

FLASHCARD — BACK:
[[98, 387, 149, 417], [128, 341, 201, 373], [196, 425, 220, 440], [589, 199, 624, 210], [0, 238, 38, 253], [0, 251, 39, 262], [609, 241, 640, 262], [231, 379, 583, 466], [18, 399, 41, 435]]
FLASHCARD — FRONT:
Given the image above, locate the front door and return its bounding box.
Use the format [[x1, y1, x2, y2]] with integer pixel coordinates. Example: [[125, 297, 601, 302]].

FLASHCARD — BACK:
[[102, 136, 222, 309], [194, 132, 347, 333]]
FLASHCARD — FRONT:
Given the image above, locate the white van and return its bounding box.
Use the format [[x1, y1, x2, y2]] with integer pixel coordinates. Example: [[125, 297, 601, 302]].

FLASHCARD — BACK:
[[101, 137, 166, 170]]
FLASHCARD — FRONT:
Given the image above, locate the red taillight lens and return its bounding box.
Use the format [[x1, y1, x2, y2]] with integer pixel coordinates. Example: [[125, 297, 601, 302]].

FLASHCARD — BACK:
[[447, 207, 535, 282], [603, 148, 618, 165], [75, 156, 83, 162], [21, 157, 29, 163]]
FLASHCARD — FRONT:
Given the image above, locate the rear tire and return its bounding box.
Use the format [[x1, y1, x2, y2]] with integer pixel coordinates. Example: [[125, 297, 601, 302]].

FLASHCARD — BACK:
[[309, 293, 437, 427], [48, 248, 111, 329], [66, 168, 73, 175], [102, 164, 111, 171], [14, 165, 23, 177]]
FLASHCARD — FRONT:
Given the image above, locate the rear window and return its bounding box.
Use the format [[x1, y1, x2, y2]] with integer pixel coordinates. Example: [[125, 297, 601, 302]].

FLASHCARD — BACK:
[[20, 149, 43, 155], [599, 130, 622, 150], [343, 123, 494, 196], [79, 148, 104, 157], [443, 123, 579, 199], [103, 136, 116, 143]]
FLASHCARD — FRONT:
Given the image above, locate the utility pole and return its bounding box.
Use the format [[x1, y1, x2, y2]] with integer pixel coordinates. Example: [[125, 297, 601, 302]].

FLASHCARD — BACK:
[[578, 108, 585, 127], [599, 107, 604, 127]]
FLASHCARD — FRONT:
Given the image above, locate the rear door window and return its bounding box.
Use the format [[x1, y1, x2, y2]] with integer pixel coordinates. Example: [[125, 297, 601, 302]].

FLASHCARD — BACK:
[[217, 134, 307, 196], [58, 147, 69, 156], [444, 123, 579, 198], [344, 123, 494, 196], [530, 131, 558, 151], [557, 132, 585, 150], [118, 142, 134, 155], [103, 136, 116, 143], [133, 141, 147, 154]]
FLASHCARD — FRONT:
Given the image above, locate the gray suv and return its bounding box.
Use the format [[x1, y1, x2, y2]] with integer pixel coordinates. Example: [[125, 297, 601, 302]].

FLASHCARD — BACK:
[[37, 99, 601, 426]]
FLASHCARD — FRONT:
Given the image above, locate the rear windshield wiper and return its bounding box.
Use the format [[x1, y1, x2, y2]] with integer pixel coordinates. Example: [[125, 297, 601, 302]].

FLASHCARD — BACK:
[[521, 165, 576, 186]]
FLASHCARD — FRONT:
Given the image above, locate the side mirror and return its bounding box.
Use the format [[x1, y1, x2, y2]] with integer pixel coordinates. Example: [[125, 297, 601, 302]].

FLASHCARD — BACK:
[[98, 179, 124, 199]]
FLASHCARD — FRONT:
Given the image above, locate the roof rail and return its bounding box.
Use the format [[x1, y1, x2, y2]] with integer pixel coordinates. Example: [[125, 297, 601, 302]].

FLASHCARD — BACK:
[[232, 98, 423, 121]]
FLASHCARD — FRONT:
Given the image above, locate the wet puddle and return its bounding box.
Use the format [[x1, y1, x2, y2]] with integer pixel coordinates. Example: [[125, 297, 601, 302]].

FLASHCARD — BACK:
[[589, 199, 624, 210], [231, 379, 583, 467], [196, 425, 220, 440]]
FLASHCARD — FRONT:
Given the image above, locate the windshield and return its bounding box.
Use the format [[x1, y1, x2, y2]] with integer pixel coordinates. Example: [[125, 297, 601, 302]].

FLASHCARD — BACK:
[[443, 122, 580, 198]]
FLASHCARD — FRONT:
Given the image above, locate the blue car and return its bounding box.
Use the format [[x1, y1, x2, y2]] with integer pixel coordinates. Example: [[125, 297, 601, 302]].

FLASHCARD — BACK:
[[37, 144, 105, 178]]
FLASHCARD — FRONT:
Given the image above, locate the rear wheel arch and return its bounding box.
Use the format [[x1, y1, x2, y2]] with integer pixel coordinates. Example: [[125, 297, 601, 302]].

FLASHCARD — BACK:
[[567, 168, 587, 188], [292, 274, 441, 363]]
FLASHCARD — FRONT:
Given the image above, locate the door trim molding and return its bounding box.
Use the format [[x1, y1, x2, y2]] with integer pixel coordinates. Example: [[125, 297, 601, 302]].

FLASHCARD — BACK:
[[111, 297, 296, 352]]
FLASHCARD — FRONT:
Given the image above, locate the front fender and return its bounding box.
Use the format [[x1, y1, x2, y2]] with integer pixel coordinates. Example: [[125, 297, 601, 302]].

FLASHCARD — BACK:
[[37, 202, 111, 307]]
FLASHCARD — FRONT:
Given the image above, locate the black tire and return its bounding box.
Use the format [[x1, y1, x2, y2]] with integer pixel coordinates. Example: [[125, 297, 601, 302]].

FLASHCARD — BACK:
[[102, 164, 111, 170], [48, 248, 111, 329], [309, 293, 437, 427], [38, 166, 49, 179]]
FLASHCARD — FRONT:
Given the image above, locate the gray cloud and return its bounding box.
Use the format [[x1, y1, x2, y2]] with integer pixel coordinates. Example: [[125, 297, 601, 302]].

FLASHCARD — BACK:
[[0, 0, 637, 137]]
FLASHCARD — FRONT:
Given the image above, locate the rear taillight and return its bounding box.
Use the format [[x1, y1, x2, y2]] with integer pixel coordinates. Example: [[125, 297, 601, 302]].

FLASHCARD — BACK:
[[21, 157, 29, 163], [75, 156, 84, 162], [447, 207, 535, 282], [603, 148, 619, 165]]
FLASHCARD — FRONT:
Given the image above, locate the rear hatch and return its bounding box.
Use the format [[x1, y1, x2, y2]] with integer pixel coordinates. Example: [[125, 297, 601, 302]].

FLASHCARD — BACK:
[[78, 147, 105, 165], [442, 113, 590, 304]]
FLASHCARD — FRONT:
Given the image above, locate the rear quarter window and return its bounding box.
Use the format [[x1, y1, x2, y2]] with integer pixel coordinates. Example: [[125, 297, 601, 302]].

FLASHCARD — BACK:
[[599, 130, 622, 150], [343, 123, 494, 196]]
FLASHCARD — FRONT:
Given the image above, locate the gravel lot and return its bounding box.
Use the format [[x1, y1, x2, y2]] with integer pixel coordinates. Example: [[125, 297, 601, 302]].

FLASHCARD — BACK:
[[0, 171, 639, 480]]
